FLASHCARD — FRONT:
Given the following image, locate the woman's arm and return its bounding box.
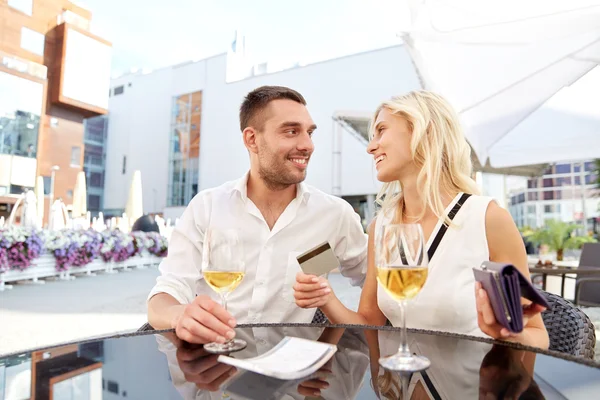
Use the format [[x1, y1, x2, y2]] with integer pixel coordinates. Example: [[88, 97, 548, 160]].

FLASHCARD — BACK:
[[476, 201, 549, 349]]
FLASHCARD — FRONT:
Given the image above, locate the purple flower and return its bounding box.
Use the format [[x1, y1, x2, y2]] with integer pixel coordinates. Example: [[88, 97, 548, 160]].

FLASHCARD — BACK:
[[1, 228, 43, 271]]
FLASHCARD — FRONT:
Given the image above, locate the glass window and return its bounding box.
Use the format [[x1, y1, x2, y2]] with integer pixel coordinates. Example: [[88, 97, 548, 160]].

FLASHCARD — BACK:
[[168, 91, 202, 207], [20, 27, 45, 56], [544, 205, 553, 213], [88, 194, 101, 210], [0, 71, 43, 158], [42, 176, 51, 195], [575, 176, 581, 185], [543, 191, 554, 200], [85, 144, 103, 156], [67, 189, 73, 198], [556, 177, 571, 186], [8, 0, 33, 15], [555, 164, 571, 174], [122, 155, 126, 174], [107, 380, 119, 394], [89, 172, 103, 188], [585, 174, 597, 185], [10, 184, 30, 194], [527, 205, 535, 214], [527, 179, 538, 189], [113, 86, 124, 95], [527, 192, 538, 201], [71, 146, 81, 166], [574, 164, 581, 173], [542, 178, 554, 188], [4, 358, 32, 399], [584, 161, 594, 172], [84, 116, 107, 143]]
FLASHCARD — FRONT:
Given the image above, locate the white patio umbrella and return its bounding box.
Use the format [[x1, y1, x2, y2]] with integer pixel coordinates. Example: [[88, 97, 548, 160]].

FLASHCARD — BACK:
[[487, 67, 600, 167], [125, 170, 143, 226], [20, 190, 38, 228], [34, 176, 44, 228], [401, 0, 600, 167], [48, 199, 69, 231], [72, 171, 87, 219]]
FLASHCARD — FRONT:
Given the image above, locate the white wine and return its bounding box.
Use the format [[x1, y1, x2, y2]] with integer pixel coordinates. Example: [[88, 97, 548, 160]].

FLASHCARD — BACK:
[[377, 266, 428, 301], [204, 271, 245, 294]]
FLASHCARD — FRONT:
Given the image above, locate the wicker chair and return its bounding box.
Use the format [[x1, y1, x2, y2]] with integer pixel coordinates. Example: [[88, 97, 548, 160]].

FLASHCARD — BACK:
[[541, 291, 596, 360]]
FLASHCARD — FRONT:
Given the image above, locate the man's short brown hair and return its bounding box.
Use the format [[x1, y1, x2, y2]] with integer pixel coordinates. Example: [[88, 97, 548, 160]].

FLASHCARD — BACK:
[[239, 85, 307, 131]]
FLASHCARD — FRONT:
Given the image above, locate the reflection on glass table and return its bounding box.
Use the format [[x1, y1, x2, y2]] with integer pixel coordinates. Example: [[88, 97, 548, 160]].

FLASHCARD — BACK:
[[0, 324, 598, 399]]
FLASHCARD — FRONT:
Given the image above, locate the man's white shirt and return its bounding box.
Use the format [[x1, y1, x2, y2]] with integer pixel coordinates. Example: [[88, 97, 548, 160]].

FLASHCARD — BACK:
[[148, 172, 368, 323]]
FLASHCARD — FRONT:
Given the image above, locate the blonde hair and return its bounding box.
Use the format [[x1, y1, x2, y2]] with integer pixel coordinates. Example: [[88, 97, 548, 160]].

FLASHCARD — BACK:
[[374, 370, 402, 399], [371, 90, 480, 225]]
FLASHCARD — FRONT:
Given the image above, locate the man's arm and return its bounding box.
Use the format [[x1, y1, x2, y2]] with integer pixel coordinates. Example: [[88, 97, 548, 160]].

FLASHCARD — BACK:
[[147, 199, 204, 329], [147, 197, 236, 343], [332, 202, 368, 287]]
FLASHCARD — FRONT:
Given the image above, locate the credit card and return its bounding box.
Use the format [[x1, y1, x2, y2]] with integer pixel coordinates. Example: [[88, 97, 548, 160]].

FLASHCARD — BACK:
[[297, 242, 340, 277]]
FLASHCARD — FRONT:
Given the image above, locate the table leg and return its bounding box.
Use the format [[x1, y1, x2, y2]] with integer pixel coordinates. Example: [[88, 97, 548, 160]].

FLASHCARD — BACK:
[[542, 274, 547, 291], [560, 274, 566, 298]]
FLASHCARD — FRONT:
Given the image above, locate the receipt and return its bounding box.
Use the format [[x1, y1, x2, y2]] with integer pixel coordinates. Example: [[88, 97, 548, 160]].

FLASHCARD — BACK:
[[218, 337, 337, 380]]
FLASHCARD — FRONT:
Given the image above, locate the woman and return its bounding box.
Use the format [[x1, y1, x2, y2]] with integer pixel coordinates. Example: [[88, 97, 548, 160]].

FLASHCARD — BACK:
[[294, 90, 549, 348]]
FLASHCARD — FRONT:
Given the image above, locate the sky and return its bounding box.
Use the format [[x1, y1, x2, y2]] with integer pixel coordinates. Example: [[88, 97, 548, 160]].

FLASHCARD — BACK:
[[78, 0, 408, 77]]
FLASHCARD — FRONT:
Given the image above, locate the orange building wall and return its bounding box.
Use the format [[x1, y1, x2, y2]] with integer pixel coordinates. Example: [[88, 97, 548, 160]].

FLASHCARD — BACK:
[[0, 0, 109, 223]]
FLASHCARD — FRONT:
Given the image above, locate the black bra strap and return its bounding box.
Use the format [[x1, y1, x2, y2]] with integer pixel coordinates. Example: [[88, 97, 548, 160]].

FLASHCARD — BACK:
[[427, 193, 472, 262]]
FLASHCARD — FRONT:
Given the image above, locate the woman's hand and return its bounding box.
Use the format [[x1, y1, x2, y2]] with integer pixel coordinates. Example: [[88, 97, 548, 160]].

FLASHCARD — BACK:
[[475, 282, 546, 346], [294, 272, 334, 308]]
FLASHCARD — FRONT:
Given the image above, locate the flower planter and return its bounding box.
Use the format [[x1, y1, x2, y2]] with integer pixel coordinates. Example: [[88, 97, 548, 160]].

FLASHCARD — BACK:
[[1, 254, 57, 286], [1, 227, 168, 291], [0, 254, 162, 291]]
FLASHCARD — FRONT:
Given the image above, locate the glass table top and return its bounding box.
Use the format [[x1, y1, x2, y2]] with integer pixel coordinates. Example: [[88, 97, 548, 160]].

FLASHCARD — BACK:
[[1, 324, 598, 399]]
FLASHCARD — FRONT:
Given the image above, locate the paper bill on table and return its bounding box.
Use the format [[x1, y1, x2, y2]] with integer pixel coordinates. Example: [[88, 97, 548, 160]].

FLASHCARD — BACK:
[[218, 336, 337, 380]]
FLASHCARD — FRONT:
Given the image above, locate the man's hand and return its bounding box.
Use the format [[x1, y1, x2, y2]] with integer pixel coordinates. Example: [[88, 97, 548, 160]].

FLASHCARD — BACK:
[[293, 272, 333, 309], [171, 295, 237, 344], [176, 345, 237, 391]]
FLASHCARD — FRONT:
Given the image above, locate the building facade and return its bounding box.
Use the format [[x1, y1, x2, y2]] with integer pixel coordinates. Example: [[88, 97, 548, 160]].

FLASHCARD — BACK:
[[0, 0, 111, 223], [508, 161, 599, 232], [104, 45, 424, 223], [83, 115, 108, 216]]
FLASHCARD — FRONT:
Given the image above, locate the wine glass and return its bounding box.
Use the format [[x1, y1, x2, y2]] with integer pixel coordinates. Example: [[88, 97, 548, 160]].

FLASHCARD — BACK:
[[202, 228, 247, 354], [376, 223, 430, 372]]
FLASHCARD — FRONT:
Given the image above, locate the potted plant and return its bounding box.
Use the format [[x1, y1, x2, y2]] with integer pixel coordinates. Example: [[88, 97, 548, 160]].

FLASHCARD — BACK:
[[524, 220, 597, 261]]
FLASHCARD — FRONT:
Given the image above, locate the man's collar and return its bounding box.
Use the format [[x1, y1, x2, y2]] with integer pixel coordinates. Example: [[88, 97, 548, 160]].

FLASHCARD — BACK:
[[231, 171, 311, 203]]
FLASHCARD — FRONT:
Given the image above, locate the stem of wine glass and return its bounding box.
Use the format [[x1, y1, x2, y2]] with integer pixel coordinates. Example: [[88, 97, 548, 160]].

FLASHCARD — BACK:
[[220, 291, 232, 346], [401, 372, 410, 398], [220, 291, 228, 314], [398, 299, 411, 357]]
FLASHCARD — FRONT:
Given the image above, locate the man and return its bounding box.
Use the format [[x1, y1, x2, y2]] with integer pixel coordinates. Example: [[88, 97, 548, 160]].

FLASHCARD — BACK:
[[147, 85, 367, 344]]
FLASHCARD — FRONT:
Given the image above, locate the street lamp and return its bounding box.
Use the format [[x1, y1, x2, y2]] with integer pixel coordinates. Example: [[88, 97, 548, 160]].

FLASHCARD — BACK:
[[48, 165, 60, 222]]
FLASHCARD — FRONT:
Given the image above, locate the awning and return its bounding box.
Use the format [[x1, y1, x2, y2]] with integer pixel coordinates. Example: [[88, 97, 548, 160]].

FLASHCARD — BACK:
[[401, 0, 600, 168]]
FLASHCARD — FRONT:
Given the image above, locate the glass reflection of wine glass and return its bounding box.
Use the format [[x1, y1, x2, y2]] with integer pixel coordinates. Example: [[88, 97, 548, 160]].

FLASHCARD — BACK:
[[202, 228, 247, 354], [376, 224, 430, 372]]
